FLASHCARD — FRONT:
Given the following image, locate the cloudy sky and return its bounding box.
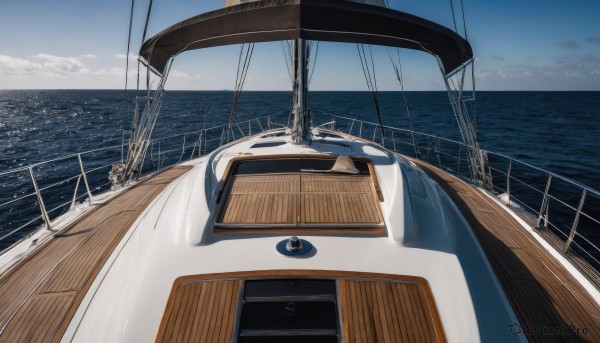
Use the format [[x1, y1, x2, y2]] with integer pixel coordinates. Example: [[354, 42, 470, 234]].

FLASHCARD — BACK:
[[0, 0, 599, 90]]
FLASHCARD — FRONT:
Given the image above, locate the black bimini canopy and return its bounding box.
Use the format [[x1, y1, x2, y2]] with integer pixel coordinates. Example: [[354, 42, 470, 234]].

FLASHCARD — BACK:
[[139, 0, 473, 76]]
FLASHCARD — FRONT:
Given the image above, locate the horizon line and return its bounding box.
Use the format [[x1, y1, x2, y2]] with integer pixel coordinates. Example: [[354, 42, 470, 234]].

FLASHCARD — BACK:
[[1, 89, 599, 92]]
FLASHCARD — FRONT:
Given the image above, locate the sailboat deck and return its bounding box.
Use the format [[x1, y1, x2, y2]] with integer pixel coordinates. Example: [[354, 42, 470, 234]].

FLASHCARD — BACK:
[[0, 166, 191, 342], [0, 155, 598, 341], [412, 159, 600, 342]]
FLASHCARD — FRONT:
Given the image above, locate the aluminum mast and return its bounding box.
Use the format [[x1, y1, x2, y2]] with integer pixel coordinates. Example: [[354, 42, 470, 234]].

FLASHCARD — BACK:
[[291, 39, 310, 144]]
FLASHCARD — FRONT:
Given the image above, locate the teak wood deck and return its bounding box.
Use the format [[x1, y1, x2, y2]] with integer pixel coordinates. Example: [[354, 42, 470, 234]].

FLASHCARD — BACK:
[[0, 166, 191, 343], [156, 270, 446, 343], [216, 173, 384, 234], [412, 159, 600, 342]]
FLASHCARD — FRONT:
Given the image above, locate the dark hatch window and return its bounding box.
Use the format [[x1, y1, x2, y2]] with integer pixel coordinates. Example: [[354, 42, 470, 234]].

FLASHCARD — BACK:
[[238, 279, 339, 342], [232, 158, 370, 175]]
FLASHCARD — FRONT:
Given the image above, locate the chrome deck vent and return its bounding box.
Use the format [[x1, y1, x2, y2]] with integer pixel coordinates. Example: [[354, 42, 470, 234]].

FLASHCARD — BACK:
[[277, 237, 315, 257]]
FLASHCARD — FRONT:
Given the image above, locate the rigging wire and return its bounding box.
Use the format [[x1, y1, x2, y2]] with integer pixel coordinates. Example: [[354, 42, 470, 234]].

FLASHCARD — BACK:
[[459, 0, 476, 135], [132, 0, 154, 110], [356, 44, 385, 142], [281, 41, 293, 82], [141, 0, 154, 44], [440, 0, 488, 185], [141, 0, 154, 94], [448, 0, 458, 33], [307, 41, 320, 87], [228, 43, 255, 141], [387, 48, 421, 158], [447, 0, 478, 138], [471, 61, 477, 136], [460, 0, 468, 41], [121, 0, 136, 163]]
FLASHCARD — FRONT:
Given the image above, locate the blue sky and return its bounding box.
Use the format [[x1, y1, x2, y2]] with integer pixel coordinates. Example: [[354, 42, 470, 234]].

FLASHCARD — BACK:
[[0, 0, 599, 90]]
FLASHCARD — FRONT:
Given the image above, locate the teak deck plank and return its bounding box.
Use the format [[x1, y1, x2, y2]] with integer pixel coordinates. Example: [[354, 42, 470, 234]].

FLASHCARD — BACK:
[[0, 166, 191, 342], [156, 270, 445, 343], [219, 173, 382, 226], [155, 280, 241, 343], [412, 159, 600, 342]]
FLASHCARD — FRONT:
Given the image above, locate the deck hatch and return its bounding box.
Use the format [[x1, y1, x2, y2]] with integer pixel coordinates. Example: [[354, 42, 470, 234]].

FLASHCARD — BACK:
[[156, 271, 447, 343], [215, 157, 384, 232], [238, 279, 340, 342]]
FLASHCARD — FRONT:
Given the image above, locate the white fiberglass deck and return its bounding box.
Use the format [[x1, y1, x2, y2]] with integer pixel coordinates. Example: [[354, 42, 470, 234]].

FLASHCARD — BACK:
[[58, 132, 521, 342]]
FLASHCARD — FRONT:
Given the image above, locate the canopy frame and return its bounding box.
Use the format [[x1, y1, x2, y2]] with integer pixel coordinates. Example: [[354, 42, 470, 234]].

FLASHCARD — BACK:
[[139, 0, 473, 77]]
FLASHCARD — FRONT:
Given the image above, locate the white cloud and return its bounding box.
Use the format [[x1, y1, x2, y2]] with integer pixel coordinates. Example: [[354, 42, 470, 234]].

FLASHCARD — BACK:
[[476, 54, 600, 90], [33, 53, 86, 74], [0, 54, 44, 74], [169, 70, 191, 80], [0, 53, 143, 88], [115, 53, 138, 60]]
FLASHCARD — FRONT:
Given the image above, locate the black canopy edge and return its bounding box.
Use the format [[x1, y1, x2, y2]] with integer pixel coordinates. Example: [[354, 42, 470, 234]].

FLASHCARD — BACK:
[[139, 0, 473, 76]]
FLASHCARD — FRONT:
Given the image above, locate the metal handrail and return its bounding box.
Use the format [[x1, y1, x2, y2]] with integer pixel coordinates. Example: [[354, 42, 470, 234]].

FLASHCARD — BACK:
[[0, 215, 42, 242], [0, 113, 286, 250], [0, 147, 123, 243], [146, 114, 280, 143], [0, 192, 38, 210], [328, 111, 600, 194], [316, 111, 600, 270], [2, 111, 598, 274], [0, 144, 123, 178], [0, 145, 121, 176], [318, 111, 600, 198]]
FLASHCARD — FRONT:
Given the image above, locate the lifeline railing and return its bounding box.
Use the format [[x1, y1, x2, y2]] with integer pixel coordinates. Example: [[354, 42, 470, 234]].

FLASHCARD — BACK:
[[0, 114, 283, 254], [2, 111, 598, 276], [313, 111, 600, 274]]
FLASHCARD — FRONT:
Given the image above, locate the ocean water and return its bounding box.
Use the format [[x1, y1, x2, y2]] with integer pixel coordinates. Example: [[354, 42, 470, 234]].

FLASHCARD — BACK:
[[0, 90, 599, 266]]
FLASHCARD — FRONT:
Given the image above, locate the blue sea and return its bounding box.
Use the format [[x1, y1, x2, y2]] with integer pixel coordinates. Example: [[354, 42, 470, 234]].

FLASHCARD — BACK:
[[0, 90, 599, 267]]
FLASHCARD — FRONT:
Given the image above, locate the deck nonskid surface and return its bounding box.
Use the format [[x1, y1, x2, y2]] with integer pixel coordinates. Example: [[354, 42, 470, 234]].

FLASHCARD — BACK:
[[413, 159, 600, 342], [0, 166, 191, 342]]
